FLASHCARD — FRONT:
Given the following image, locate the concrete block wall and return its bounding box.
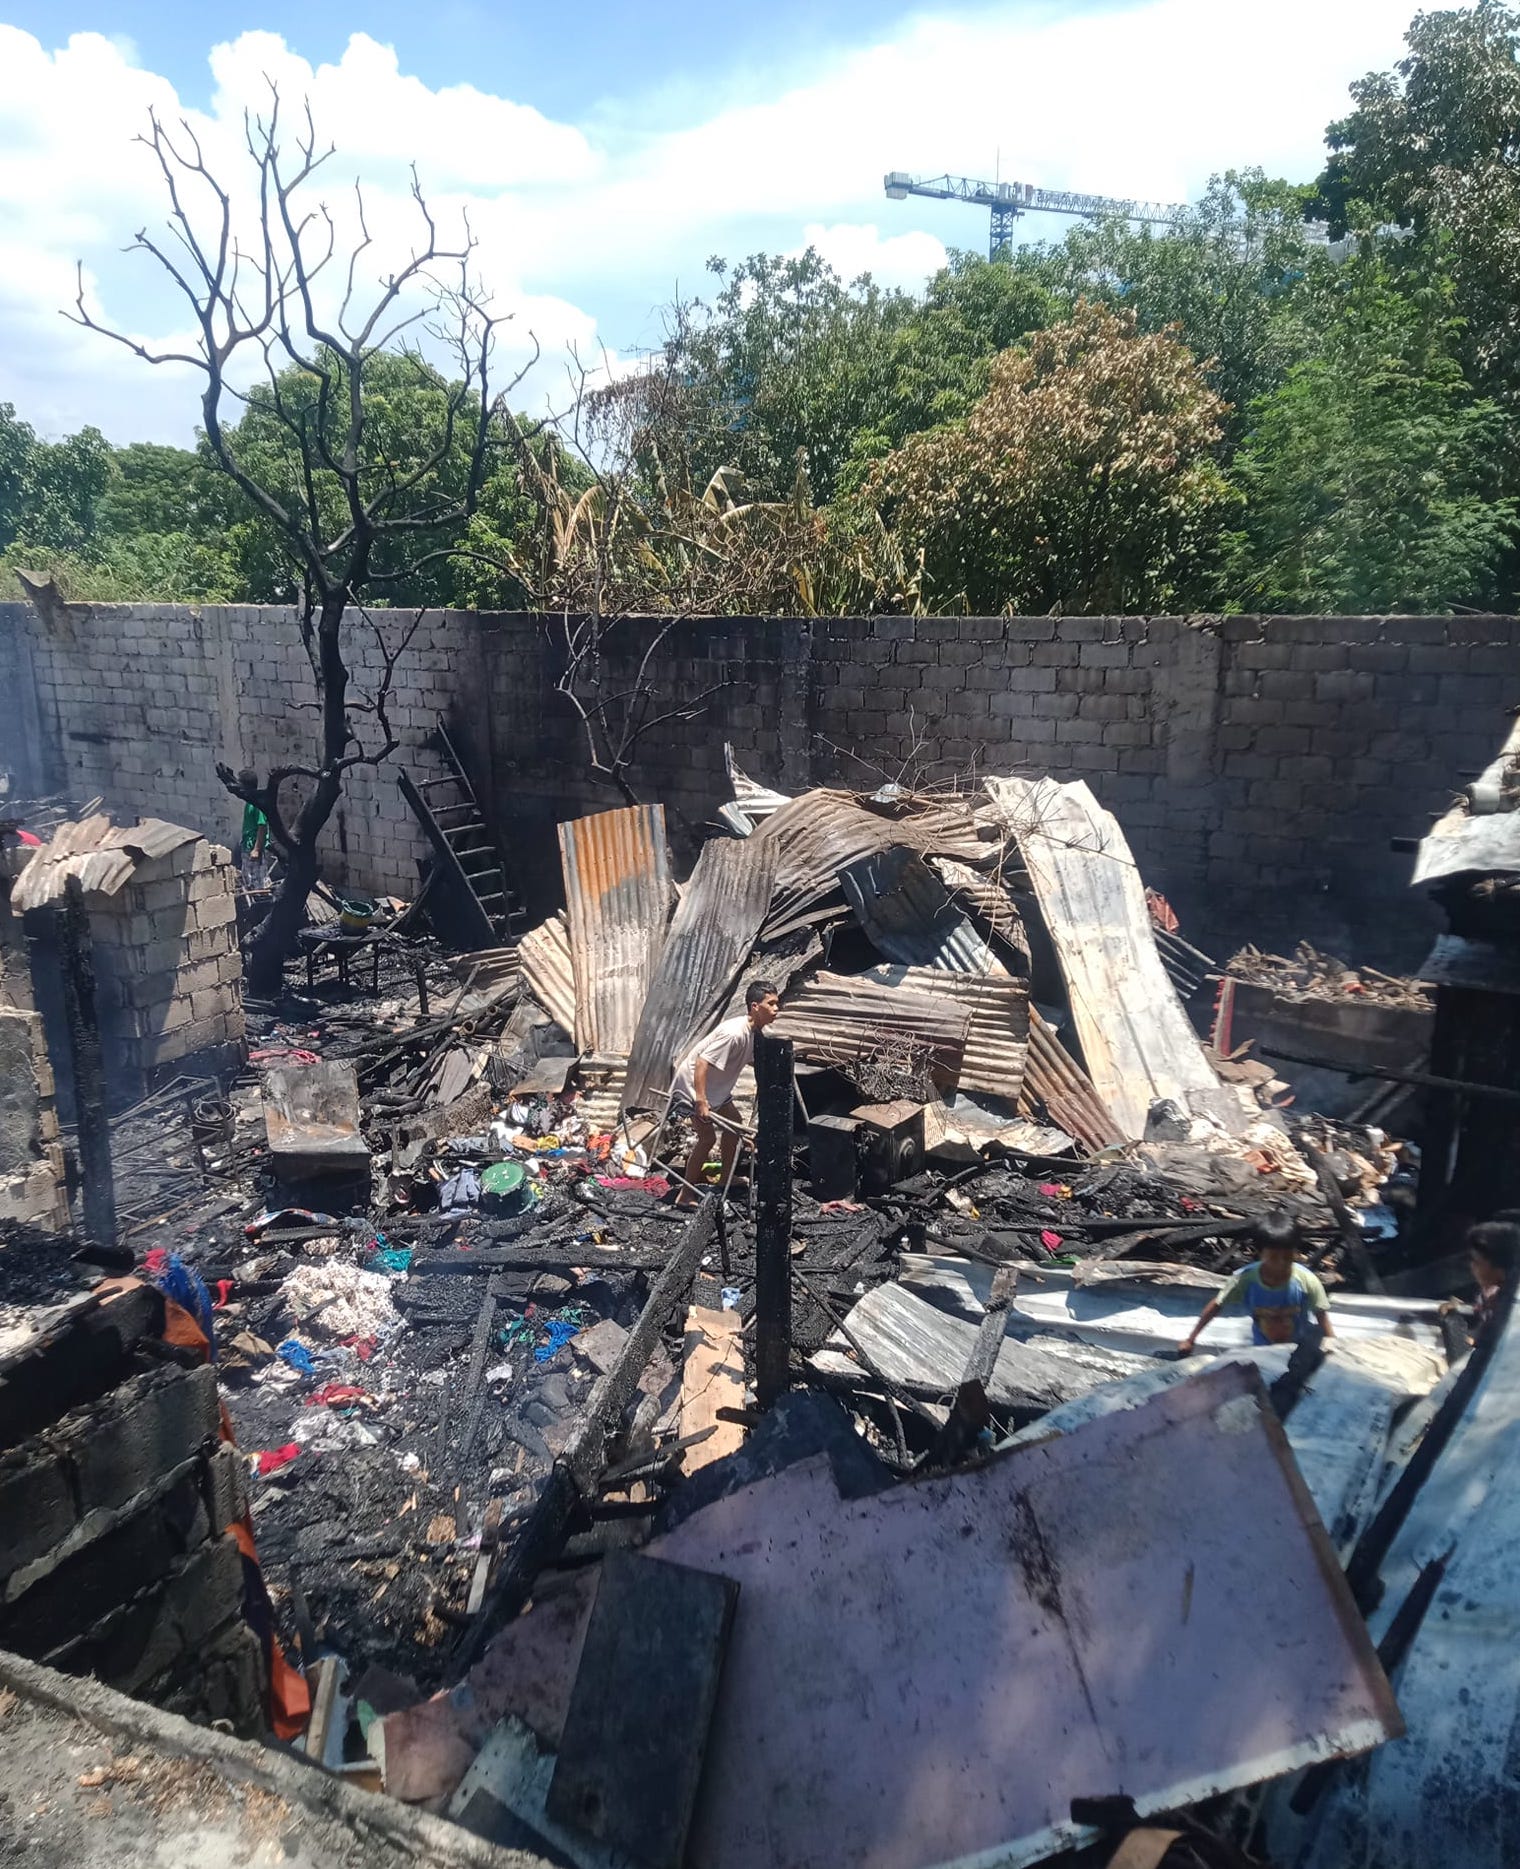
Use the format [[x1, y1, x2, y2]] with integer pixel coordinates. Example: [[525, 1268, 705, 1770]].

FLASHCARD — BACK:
[[0, 1006, 68, 1231], [88, 837, 246, 1099], [4, 600, 1519, 968], [0, 1334, 263, 1735]]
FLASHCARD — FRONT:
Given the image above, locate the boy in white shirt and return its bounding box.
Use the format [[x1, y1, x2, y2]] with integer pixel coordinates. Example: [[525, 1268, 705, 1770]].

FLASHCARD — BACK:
[[671, 980, 780, 1207]]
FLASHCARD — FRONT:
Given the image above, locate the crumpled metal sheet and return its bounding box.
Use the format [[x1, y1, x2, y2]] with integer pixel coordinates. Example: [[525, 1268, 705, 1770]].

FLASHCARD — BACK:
[[770, 969, 972, 1085], [840, 847, 993, 972], [622, 835, 778, 1114], [558, 805, 674, 1055], [862, 962, 1027, 1100], [752, 790, 991, 944], [519, 913, 577, 1039]]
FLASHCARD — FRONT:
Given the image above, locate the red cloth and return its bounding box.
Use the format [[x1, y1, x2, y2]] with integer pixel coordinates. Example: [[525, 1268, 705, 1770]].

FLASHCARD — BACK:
[[256, 1443, 301, 1475], [1040, 1231, 1064, 1252], [306, 1383, 366, 1408]]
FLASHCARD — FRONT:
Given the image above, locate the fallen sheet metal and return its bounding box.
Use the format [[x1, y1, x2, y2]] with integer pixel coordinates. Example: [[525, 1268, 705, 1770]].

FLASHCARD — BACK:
[[1276, 1299, 1520, 1869], [718, 746, 792, 836], [753, 790, 990, 943], [839, 847, 993, 972], [650, 1360, 1401, 1869], [770, 970, 971, 1087], [930, 854, 1032, 965], [986, 776, 1238, 1139], [1412, 714, 1520, 885], [558, 805, 674, 1055], [899, 1256, 1449, 1367], [622, 835, 777, 1114], [808, 1277, 1153, 1414], [519, 913, 577, 1041], [1022, 1006, 1126, 1150], [1002, 1340, 1415, 1558], [864, 962, 1028, 1101]]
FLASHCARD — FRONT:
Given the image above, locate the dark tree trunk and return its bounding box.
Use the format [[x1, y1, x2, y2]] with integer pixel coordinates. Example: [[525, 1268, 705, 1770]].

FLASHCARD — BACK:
[[244, 590, 353, 998]]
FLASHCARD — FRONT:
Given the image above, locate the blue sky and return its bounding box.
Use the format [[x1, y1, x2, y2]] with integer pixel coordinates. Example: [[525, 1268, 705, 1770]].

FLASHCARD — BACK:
[[0, 0, 1434, 444]]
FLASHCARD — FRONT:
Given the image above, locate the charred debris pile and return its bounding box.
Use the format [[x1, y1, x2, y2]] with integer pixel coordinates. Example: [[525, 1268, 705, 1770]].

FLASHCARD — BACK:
[[3, 742, 1514, 1869]]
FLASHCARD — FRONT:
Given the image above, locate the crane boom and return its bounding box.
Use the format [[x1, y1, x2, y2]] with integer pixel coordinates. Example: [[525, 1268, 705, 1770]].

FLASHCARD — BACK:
[[885, 170, 1186, 260]]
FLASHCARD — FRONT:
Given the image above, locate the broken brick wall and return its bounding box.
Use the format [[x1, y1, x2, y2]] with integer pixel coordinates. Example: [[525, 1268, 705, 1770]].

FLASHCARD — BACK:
[[2, 600, 1514, 968]]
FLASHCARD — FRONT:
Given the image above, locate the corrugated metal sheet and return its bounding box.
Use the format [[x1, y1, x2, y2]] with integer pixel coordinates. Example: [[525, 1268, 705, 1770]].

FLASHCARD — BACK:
[[752, 790, 991, 943], [930, 855, 1031, 965], [986, 775, 1238, 1140], [9, 815, 201, 912], [840, 847, 994, 972], [771, 970, 971, 1085], [863, 962, 1027, 1100], [519, 914, 577, 1039], [1022, 1007, 1125, 1151], [1271, 1297, 1520, 1869], [622, 835, 778, 1114], [718, 745, 792, 836], [558, 805, 674, 1055]]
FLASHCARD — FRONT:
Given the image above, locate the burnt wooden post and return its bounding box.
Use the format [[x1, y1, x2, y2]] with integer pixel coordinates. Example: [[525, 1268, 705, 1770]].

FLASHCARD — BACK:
[[59, 876, 117, 1249], [753, 1031, 794, 1409]]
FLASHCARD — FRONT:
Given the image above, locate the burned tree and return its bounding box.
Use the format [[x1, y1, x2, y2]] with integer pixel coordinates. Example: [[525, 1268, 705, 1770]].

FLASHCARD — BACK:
[[70, 92, 532, 991]]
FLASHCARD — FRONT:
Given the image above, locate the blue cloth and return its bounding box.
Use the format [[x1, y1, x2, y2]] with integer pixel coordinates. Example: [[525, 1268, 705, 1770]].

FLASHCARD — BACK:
[[277, 1338, 318, 1376], [151, 1254, 217, 1364], [534, 1319, 581, 1363]]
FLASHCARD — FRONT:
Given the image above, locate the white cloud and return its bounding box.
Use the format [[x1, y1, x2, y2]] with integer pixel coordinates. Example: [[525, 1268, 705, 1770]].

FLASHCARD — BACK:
[[0, 2, 1426, 441]]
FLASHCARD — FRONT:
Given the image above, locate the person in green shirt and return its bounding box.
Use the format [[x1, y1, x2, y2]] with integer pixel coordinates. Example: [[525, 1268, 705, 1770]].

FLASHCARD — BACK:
[[1178, 1213, 1334, 1353], [237, 768, 269, 887]]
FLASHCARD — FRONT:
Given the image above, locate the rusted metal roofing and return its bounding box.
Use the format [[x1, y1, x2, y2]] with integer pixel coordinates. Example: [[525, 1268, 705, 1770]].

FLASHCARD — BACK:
[[519, 913, 577, 1039], [771, 970, 971, 1086], [930, 856, 1031, 966], [622, 835, 778, 1114], [9, 815, 201, 913], [752, 790, 991, 944], [840, 847, 994, 972], [1023, 1007, 1126, 1152], [558, 805, 674, 1055], [864, 963, 1027, 1100]]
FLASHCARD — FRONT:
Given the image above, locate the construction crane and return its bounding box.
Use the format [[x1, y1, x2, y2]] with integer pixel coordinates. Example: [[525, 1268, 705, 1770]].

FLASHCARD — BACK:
[[885, 171, 1186, 261]]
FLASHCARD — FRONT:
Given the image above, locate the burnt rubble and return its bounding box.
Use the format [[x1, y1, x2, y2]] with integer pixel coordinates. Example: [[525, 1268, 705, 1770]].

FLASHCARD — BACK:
[[1, 730, 1519, 1869]]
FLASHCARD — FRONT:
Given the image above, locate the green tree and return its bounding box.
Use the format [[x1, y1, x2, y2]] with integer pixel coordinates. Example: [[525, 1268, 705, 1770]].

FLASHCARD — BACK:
[[659, 250, 917, 503], [864, 301, 1234, 614], [0, 404, 35, 553], [1318, 2, 1520, 403], [1224, 262, 1515, 611], [1042, 171, 1319, 431], [841, 252, 1054, 480]]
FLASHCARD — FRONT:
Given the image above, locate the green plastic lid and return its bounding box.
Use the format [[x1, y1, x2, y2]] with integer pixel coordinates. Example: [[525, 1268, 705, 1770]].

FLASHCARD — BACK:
[[482, 1162, 525, 1196]]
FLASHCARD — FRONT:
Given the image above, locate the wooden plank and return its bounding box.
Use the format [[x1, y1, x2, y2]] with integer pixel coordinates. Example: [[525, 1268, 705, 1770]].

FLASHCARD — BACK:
[[546, 1552, 738, 1869], [986, 776, 1238, 1140], [753, 1032, 794, 1409], [679, 1307, 748, 1473]]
